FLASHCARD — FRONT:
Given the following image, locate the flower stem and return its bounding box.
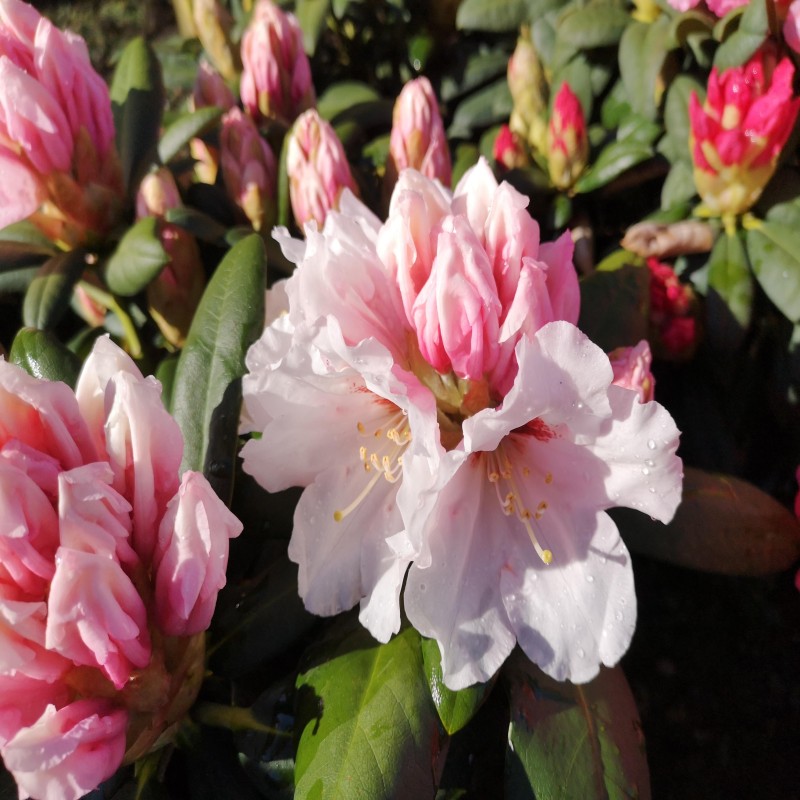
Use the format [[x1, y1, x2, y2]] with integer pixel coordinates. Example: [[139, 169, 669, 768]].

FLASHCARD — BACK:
[[192, 702, 290, 737], [77, 280, 143, 359]]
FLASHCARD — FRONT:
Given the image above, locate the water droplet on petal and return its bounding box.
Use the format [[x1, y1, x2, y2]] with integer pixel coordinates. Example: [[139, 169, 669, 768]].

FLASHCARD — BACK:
[[645, 459, 655, 467], [419, 583, 426, 592], [585, 574, 595, 583], [649, 487, 656, 493], [647, 439, 656, 450], [642, 467, 650, 476], [577, 647, 585, 658], [615, 611, 624, 621]]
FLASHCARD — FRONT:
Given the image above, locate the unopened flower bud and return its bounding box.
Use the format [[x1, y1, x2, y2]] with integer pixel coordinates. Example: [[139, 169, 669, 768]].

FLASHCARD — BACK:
[[190, 137, 219, 185], [547, 82, 588, 191], [647, 257, 698, 361], [507, 27, 548, 154], [220, 108, 277, 232], [286, 109, 358, 230], [191, 59, 235, 112], [387, 77, 451, 188], [240, 0, 315, 126], [192, 0, 239, 81], [689, 47, 800, 219], [608, 341, 656, 403], [493, 124, 529, 171]]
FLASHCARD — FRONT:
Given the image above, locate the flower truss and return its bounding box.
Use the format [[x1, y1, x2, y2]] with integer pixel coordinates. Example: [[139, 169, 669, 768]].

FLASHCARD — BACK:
[[241, 160, 683, 690]]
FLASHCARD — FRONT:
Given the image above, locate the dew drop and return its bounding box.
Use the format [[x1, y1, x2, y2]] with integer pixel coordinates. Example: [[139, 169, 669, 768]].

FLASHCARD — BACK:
[[585, 574, 595, 583], [577, 647, 585, 658], [419, 583, 427, 592], [576, 402, 584, 410], [615, 611, 624, 621], [649, 487, 656, 493], [645, 459, 655, 467], [642, 467, 650, 476], [647, 439, 656, 450]]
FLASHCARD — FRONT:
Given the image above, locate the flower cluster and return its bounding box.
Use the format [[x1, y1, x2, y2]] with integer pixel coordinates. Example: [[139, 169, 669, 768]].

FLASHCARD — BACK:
[[0, 338, 241, 800], [241, 161, 683, 689]]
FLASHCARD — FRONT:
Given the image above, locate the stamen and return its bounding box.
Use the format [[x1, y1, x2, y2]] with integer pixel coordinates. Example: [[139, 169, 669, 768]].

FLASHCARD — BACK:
[[334, 470, 382, 521]]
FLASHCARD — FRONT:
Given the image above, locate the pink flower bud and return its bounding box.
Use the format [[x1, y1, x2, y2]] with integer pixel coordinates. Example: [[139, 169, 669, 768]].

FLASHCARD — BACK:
[[689, 47, 800, 218], [0, 1, 123, 242], [220, 107, 277, 232], [547, 82, 588, 191], [647, 257, 698, 361], [493, 124, 529, 170], [287, 108, 358, 229], [2, 700, 127, 800], [191, 59, 236, 112], [136, 167, 182, 219], [608, 341, 656, 403], [240, 0, 315, 126], [190, 136, 219, 185], [387, 76, 451, 187]]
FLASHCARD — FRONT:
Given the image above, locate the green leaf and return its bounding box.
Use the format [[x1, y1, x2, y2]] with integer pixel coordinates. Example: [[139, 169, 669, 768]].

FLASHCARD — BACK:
[[277, 129, 292, 229], [745, 218, 800, 323], [171, 235, 266, 476], [456, 0, 530, 32], [0, 240, 55, 294], [104, 217, 170, 297], [707, 229, 752, 328], [164, 206, 230, 245], [23, 249, 88, 330], [618, 16, 671, 121], [110, 36, 165, 193], [452, 143, 480, 187], [295, 0, 330, 54], [295, 625, 440, 800], [578, 263, 649, 351], [574, 139, 653, 194], [505, 656, 650, 800], [9, 327, 82, 387], [713, 0, 768, 71], [317, 81, 382, 121], [613, 467, 800, 575], [552, 3, 630, 70], [420, 637, 491, 735], [440, 48, 510, 103], [660, 159, 696, 211], [448, 78, 512, 139], [659, 75, 704, 165], [155, 353, 179, 413], [0, 220, 57, 249], [158, 106, 223, 165]]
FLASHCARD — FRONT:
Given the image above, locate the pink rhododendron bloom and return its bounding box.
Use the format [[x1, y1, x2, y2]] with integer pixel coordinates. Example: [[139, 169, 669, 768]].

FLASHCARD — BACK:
[[664, 0, 747, 14], [286, 108, 359, 230], [241, 159, 683, 689], [240, 0, 315, 126], [220, 107, 278, 232], [0, 337, 242, 799], [689, 47, 800, 218], [0, 0, 123, 245], [387, 76, 451, 188], [609, 341, 656, 403], [547, 82, 588, 190]]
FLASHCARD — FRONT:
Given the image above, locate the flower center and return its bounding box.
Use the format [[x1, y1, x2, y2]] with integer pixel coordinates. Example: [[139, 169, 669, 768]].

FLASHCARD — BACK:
[[333, 409, 411, 522], [484, 441, 554, 565]]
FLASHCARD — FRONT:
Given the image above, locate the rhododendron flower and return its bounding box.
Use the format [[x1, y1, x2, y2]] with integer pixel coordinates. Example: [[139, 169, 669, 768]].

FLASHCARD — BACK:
[[609, 341, 656, 403], [0, 0, 123, 245], [493, 124, 529, 171], [0, 337, 241, 799], [647, 257, 698, 360], [240, 0, 315, 126], [286, 109, 359, 230], [689, 48, 800, 219], [547, 82, 588, 191], [241, 160, 683, 689], [387, 76, 451, 188]]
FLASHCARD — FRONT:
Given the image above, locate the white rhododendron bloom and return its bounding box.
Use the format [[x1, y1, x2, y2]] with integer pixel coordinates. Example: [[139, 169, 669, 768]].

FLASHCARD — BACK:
[[241, 159, 683, 689]]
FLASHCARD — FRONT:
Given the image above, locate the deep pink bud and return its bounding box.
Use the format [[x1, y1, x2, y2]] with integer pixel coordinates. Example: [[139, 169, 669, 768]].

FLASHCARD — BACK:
[[191, 59, 236, 112], [547, 82, 588, 190], [493, 124, 529, 170], [689, 47, 800, 218], [220, 107, 277, 232], [287, 108, 359, 229], [387, 76, 451, 187], [240, 0, 315, 126], [608, 341, 656, 403], [647, 257, 698, 361]]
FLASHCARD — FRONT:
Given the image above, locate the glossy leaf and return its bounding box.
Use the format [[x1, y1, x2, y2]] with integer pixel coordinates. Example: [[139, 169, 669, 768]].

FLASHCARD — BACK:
[[448, 78, 512, 138], [505, 655, 650, 800], [440, 48, 510, 103], [294, 625, 440, 799], [713, 0, 768, 71], [110, 36, 165, 193], [295, 0, 329, 54], [456, 0, 530, 32], [104, 217, 170, 297], [164, 206, 230, 245], [660, 159, 696, 211], [659, 75, 704, 166], [613, 467, 800, 575], [22, 249, 88, 330], [618, 16, 671, 121], [9, 327, 82, 387], [707, 229, 752, 328], [171, 235, 266, 476], [158, 106, 223, 165], [552, 4, 630, 70], [574, 139, 653, 194], [745, 218, 800, 323], [318, 81, 382, 121], [0, 240, 54, 294], [420, 637, 491, 735], [578, 263, 649, 352]]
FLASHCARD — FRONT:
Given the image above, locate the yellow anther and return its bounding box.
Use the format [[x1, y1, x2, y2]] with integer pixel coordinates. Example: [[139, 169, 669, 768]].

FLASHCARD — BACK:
[[359, 446, 367, 461], [357, 422, 366, 434], [537, 501, 548, 511]]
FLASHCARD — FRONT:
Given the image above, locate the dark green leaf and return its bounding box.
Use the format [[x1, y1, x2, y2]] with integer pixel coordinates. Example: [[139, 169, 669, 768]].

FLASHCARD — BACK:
[[110, 37, 165, 193], [618, 16, 671, 121], [0, 240, 54, 294], [660, 159, 696, 210], [158, 106, 223, 165], [552, 4, 630, 70], [452, 143, 480, 187], [171, 235, 266, 476], [448, 78, 512, 139], [23, 249, 88, 330], [745, 218, 800, 322], [440, 48, 511, 103], [713, 0, 767, 71], [707, 229, 752, 328], [659, 75, 704, 165], [0, 266, 39, 294], [277, 129, 292, 229], [0, 220, 57, 249], [317, 81, 382, 121], [574, 140, 653, 194], [104, 217, 170, 297], [9, 327, 82, 387], [155, 353, 179, 413], [295, 0, 330, 54], [456, 0, 530, 32], [420, 637, 491, 735], [505, 656, 650, 800], [164, 206, 230, 245], [613, 467, 800, 575], [294, 625, 440, 799], [578, 263, 649, 351]]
